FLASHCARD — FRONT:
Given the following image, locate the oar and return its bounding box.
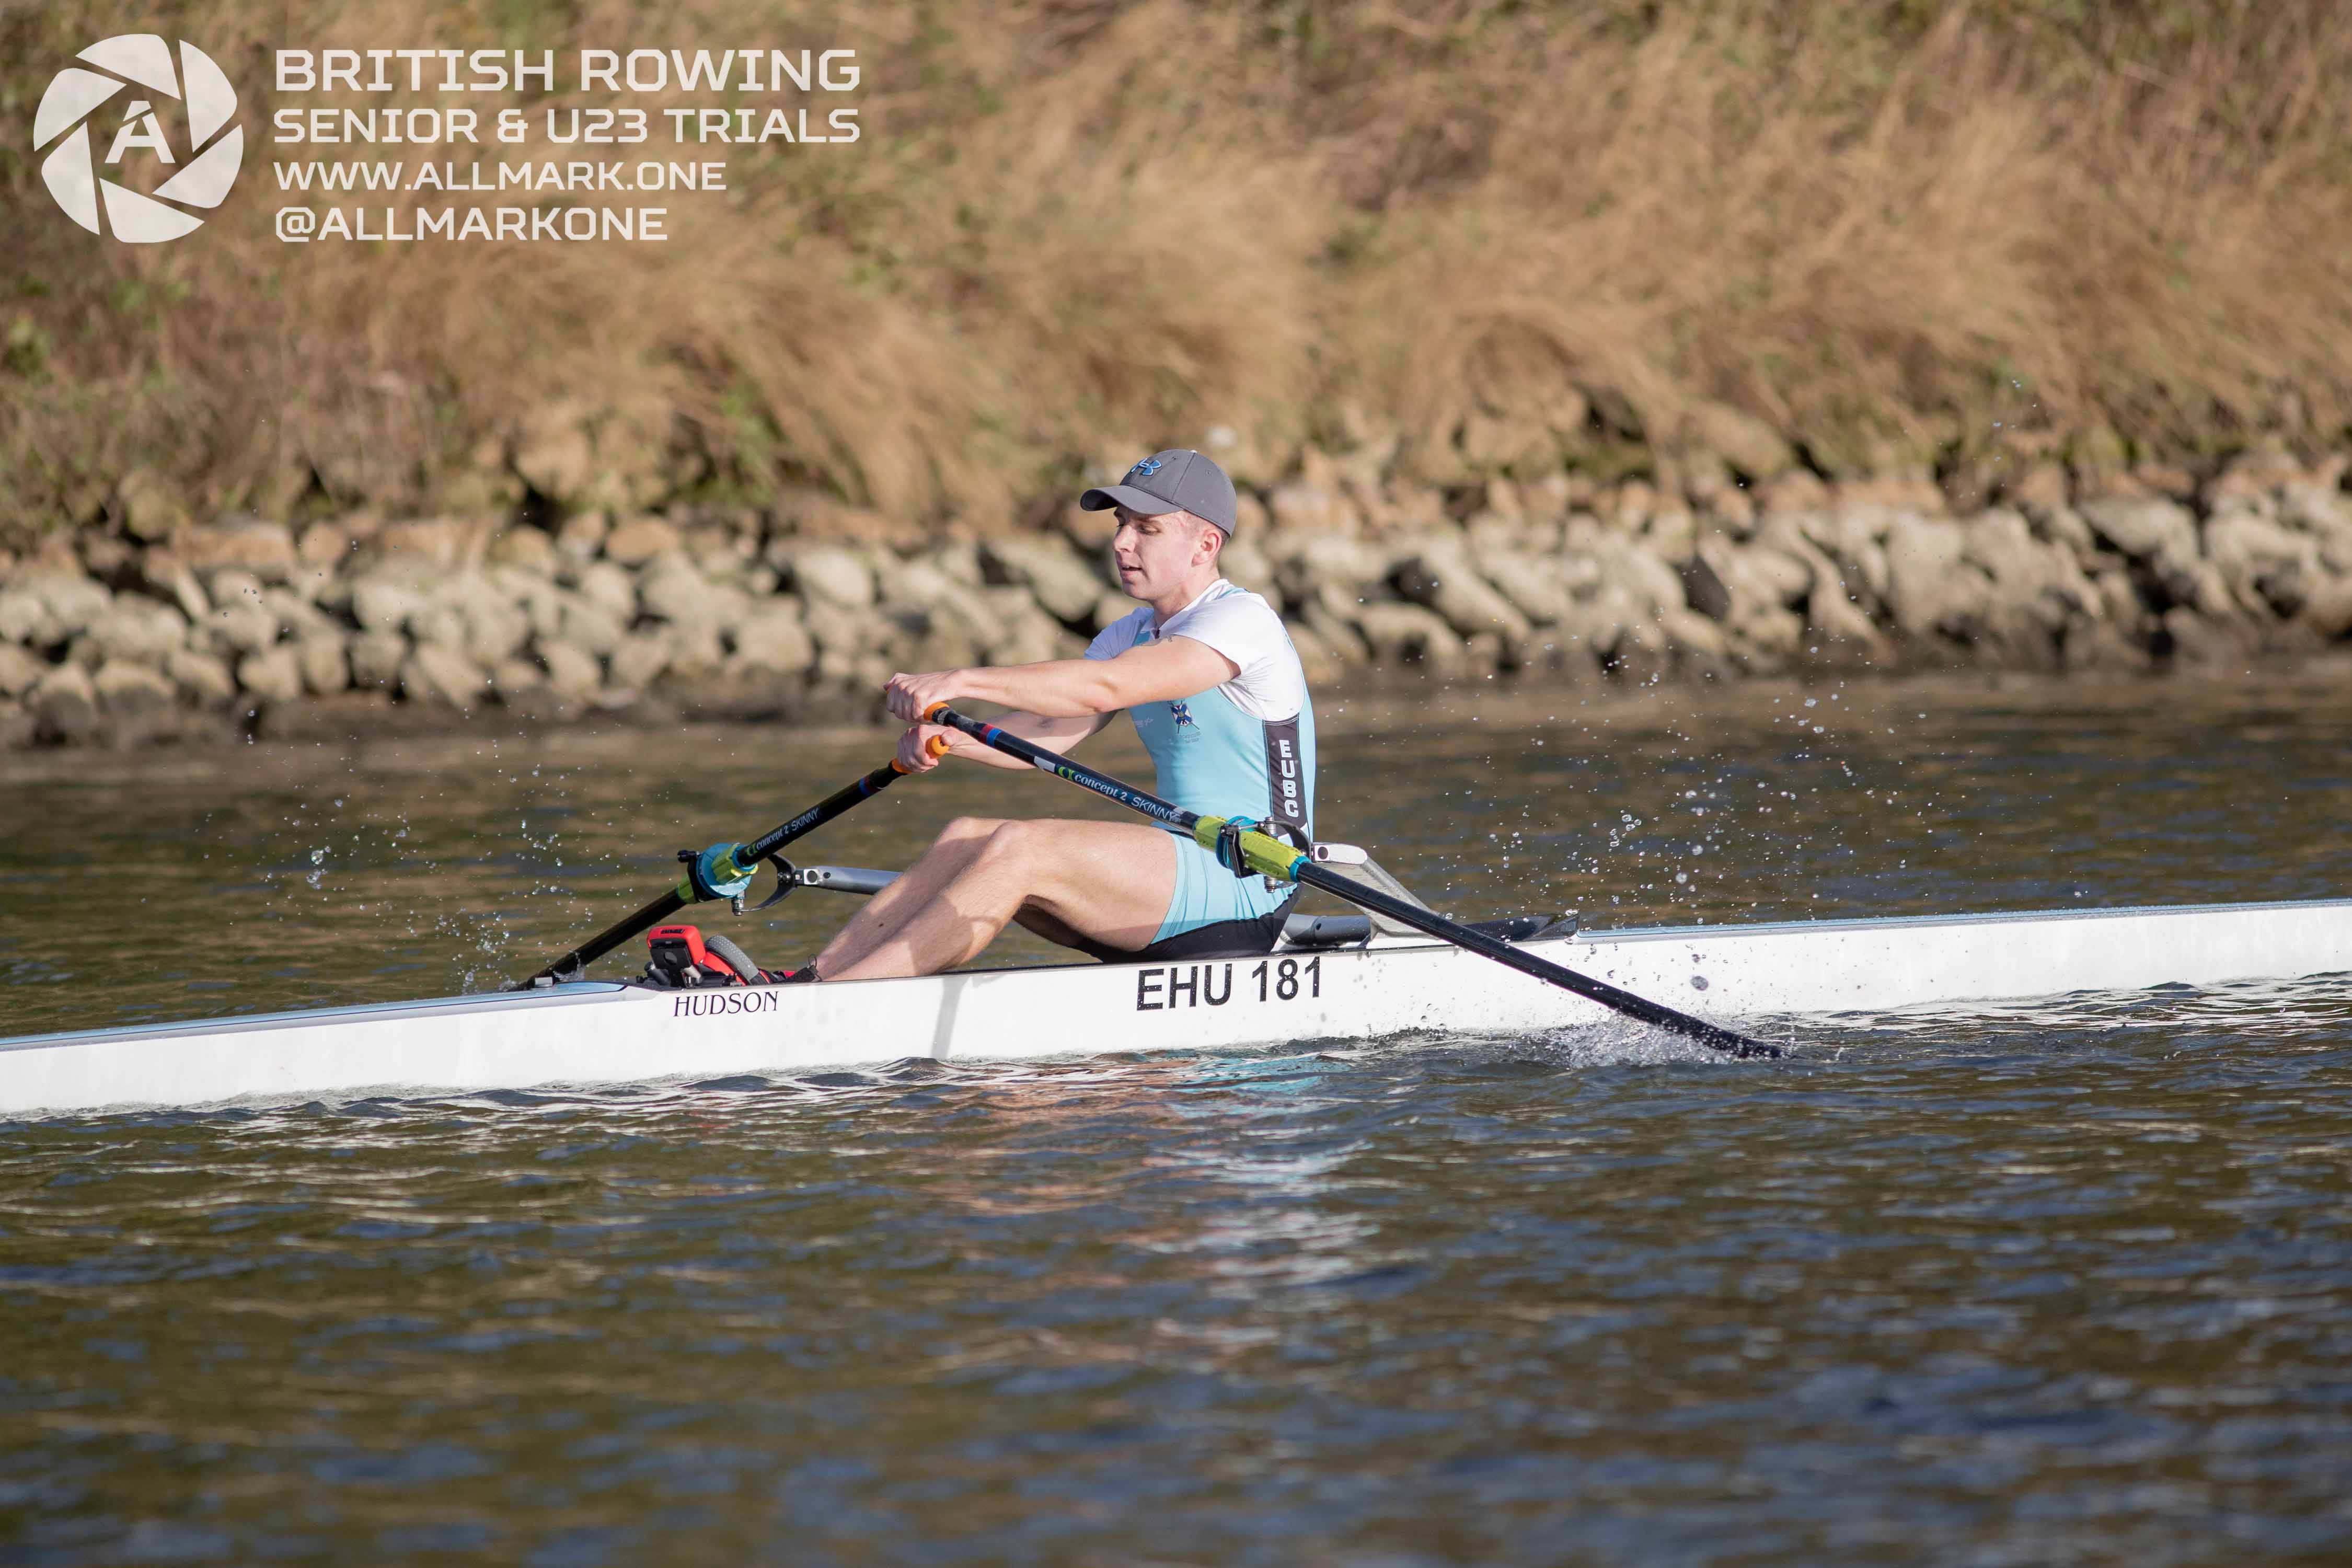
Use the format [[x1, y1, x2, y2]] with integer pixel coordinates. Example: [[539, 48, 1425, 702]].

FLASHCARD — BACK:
[[510, 739, 947, 989], [921, 703, 1779, 1059]]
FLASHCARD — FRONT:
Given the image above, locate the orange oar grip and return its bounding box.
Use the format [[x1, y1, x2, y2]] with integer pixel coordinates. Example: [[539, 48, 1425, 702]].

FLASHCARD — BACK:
[[888, 731, 954, 774]]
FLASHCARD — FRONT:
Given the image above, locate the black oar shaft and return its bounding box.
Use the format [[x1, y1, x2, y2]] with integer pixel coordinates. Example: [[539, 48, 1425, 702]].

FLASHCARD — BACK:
[[744, 763, 907, 863], [1291, 862, 1773, 1057], [922, 704, 1777, 1059], [531, 890, 690, 987], [515, 758, 916, 987]]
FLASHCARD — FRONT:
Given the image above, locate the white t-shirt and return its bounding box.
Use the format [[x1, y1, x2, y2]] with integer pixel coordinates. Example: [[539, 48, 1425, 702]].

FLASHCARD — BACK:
[[1083, 580, 1307, 721]]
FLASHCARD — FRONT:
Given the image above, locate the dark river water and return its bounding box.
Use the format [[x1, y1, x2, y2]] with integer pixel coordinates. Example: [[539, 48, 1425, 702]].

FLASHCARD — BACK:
[[2, 671, 2349, 1564]]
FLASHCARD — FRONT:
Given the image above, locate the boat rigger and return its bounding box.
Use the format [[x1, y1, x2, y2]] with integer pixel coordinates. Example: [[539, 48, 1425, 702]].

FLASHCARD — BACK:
[[2, 897, 2347, 1116]]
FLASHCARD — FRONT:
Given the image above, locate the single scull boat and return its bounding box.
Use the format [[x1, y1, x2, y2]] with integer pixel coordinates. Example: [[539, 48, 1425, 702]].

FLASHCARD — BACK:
[[2, 895, 2347, 1115]]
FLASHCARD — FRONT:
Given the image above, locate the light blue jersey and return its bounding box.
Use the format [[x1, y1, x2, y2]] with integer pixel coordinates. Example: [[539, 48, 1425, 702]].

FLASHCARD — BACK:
[[1086, 580, 1318, 941]]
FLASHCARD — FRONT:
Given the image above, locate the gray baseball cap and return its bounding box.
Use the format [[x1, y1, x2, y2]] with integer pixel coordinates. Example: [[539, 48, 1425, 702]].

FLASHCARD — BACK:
[[1079, 449, 1239, 535]]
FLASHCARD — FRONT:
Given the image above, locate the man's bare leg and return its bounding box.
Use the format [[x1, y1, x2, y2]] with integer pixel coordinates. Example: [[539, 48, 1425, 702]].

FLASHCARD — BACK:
[[811, 816, 1005, 977], [817, 818, 1177, 981], [808, 815, 1000, 977]]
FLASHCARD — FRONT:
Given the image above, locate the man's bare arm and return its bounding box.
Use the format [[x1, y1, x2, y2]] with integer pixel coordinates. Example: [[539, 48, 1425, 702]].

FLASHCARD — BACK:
[[893, 708, 1111, 774], [884, 636, 1239, 723]]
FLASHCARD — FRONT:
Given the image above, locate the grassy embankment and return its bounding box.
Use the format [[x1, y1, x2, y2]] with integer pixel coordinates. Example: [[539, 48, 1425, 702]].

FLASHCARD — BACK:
[[4, 0, 2351, 548]]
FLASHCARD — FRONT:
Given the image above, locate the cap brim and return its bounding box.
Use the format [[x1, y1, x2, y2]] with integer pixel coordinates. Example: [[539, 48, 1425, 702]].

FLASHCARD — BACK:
[[1078, 483, 1185, 516], [1077, 485, 1229, 532]]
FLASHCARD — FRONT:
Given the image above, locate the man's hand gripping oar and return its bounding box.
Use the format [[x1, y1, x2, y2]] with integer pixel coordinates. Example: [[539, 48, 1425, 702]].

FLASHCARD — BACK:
[[508, 736, 949, 990], [919, 702, 1780, 1059]]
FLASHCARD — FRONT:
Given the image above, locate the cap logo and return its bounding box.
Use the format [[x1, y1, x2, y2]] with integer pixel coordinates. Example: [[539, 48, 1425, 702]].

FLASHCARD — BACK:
[[1129, 456, 1163, 478]]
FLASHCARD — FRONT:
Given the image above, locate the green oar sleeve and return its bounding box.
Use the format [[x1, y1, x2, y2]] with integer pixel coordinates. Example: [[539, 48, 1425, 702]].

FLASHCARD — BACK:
[[1190, 816, 1309, 883]]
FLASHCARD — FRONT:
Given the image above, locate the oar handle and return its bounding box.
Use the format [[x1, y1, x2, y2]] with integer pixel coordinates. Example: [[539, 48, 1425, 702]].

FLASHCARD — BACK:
[[895, 733, 954, 772]]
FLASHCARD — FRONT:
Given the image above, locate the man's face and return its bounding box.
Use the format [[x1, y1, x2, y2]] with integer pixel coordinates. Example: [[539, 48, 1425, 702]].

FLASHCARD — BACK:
[[1111, 508, 1216, 598]]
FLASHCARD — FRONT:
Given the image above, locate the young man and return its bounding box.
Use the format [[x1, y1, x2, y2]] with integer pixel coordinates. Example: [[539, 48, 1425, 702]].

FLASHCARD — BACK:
[[787, 448, 1316, 982]]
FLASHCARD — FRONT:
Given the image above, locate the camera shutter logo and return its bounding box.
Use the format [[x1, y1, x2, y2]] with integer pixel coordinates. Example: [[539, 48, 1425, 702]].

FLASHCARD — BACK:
[[33, 36, 244, 243]]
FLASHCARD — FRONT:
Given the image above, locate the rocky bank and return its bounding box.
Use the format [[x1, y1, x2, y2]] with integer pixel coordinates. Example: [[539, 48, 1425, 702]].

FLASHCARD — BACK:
[[4, 449, 2350, 752]]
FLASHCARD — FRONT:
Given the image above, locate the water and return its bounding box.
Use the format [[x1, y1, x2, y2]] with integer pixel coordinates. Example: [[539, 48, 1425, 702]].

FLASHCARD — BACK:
[[3, 672, 2349, 1563]]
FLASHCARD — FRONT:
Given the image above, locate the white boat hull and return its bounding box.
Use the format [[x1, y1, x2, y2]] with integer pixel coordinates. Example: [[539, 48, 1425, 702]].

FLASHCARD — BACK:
[[2, 898, 2347, 1115]]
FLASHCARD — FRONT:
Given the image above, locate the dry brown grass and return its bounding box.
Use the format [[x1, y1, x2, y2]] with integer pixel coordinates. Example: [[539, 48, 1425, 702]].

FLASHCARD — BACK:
[[1340, 0, 2352, 485], [5, 0, 2350, 545]]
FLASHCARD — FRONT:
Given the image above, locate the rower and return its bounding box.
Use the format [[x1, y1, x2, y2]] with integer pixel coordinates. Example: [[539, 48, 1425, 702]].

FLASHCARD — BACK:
[[749, 448, 1317, 982]]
